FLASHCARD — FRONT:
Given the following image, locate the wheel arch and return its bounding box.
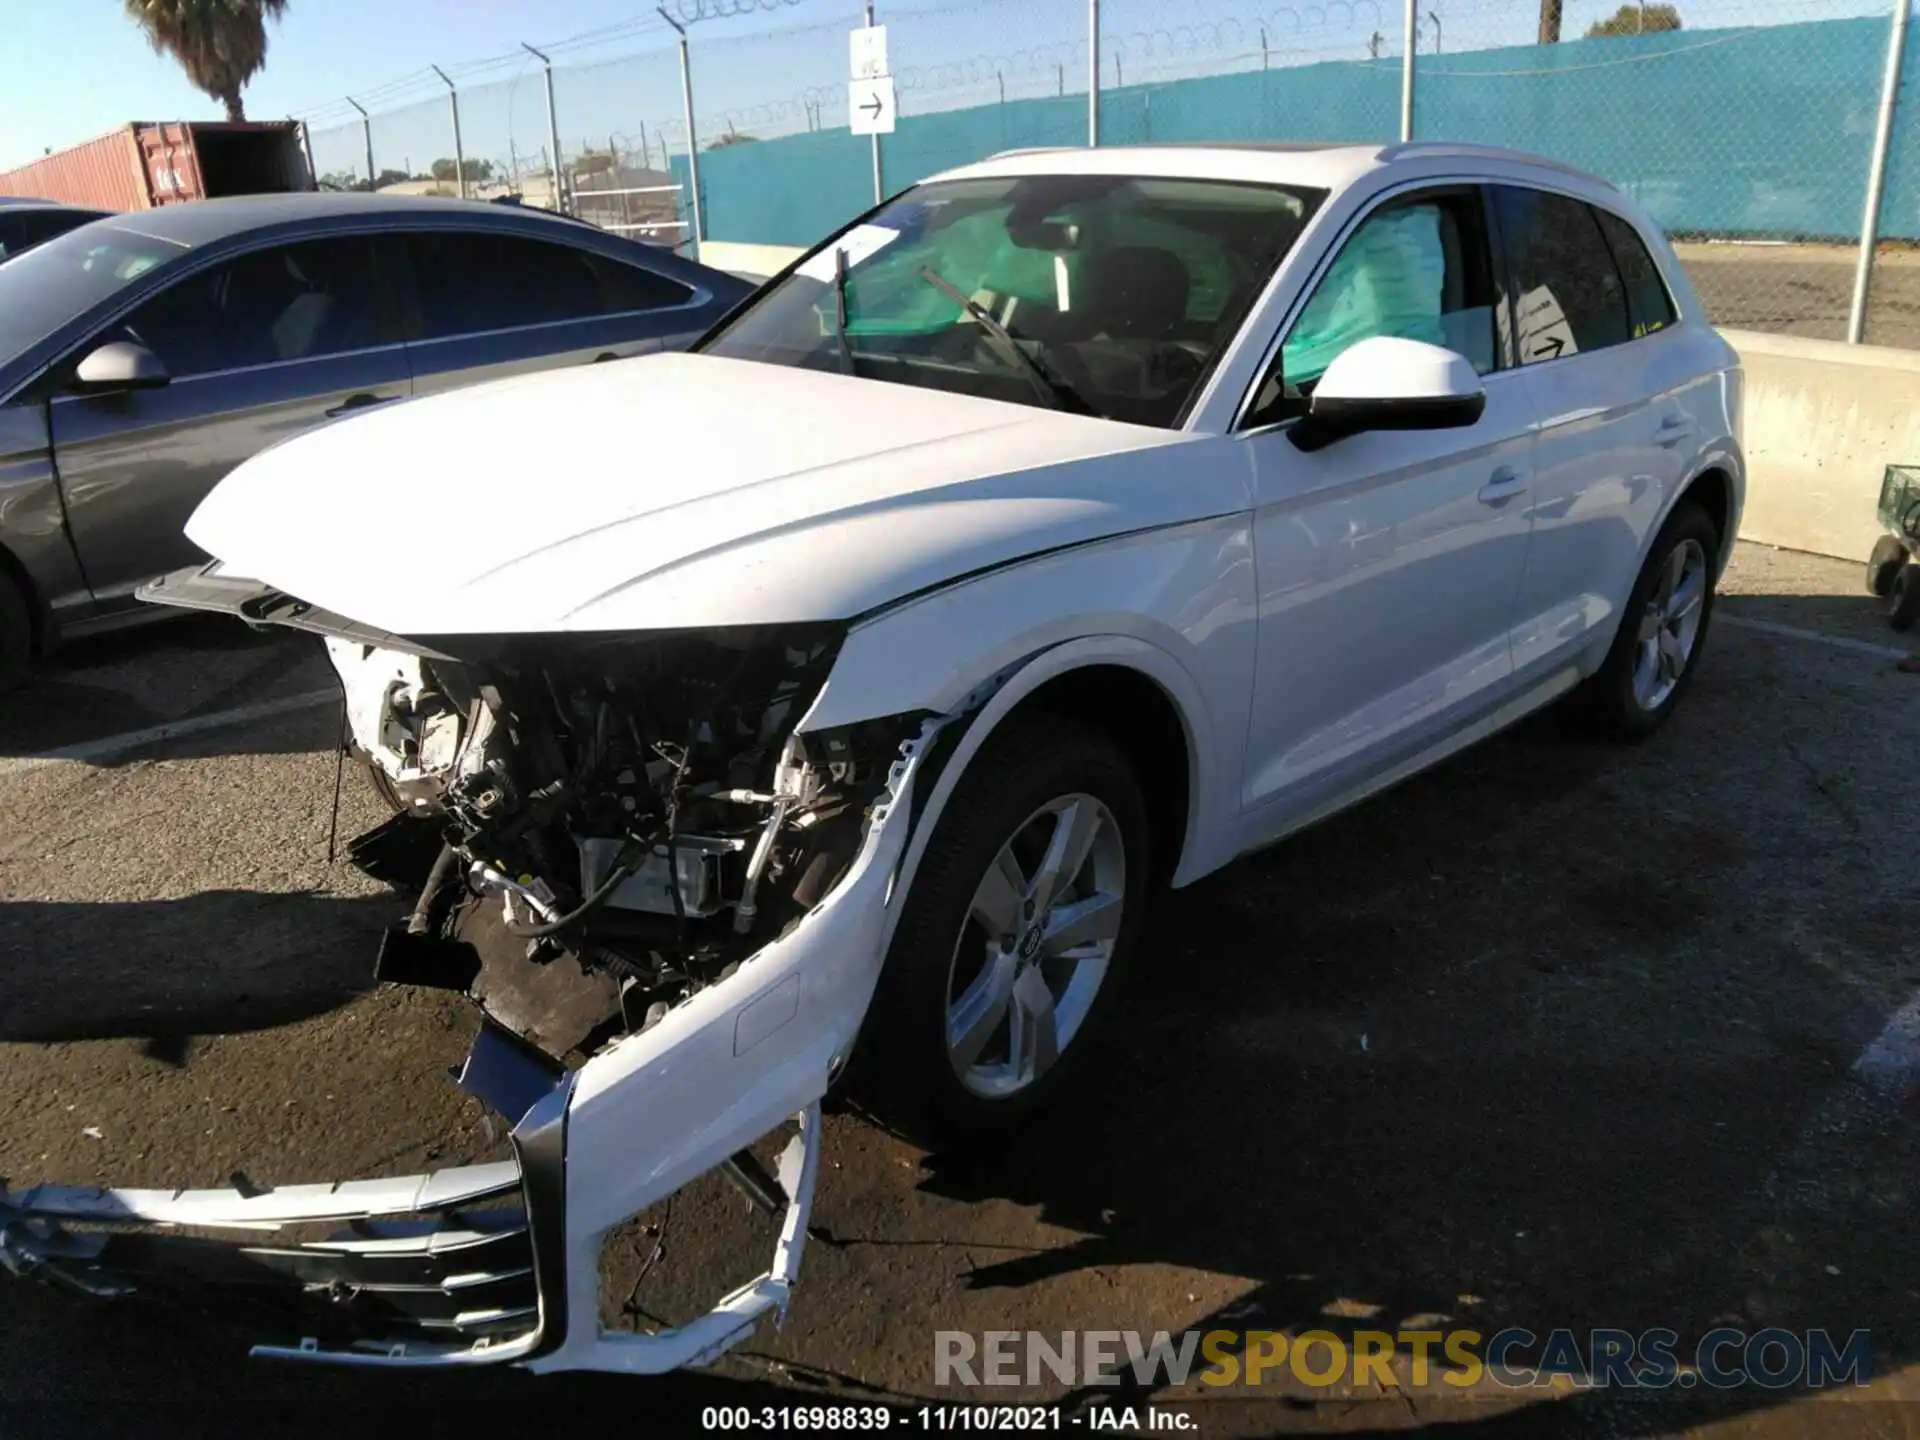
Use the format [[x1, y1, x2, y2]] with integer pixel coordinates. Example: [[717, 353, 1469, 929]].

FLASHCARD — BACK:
[[1676, 464, 1738, 571], [0, 538, 48, 656], [862, 637, 1222, 967]]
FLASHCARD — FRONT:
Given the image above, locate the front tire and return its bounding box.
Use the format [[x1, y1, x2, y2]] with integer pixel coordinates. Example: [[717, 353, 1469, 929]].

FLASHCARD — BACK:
[[0, 571, 33, 692], [1583, 501, 1718, 739], [856, 714, 1150, 1143]]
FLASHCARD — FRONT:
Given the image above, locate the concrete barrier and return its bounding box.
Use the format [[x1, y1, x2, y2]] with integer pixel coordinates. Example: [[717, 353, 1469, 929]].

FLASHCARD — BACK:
[[699, 240, 803, 280], [690, 251, 1909, 565], [1723, 328, 1916, 565]]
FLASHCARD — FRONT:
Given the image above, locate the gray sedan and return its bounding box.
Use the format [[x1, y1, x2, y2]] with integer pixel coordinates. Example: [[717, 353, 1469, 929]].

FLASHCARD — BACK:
[[0, 192, 752, 684]]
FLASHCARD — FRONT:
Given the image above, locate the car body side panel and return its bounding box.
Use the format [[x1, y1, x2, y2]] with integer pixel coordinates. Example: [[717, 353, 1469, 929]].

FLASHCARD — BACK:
[[801, 511, 1260, 886], [1509, 323, 1738, 687], [49, 345, 414, 610], [0, 401, 89, 631]]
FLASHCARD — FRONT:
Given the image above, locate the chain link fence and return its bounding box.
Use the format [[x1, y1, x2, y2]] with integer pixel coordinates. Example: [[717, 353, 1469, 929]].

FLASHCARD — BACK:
[[297, 0, 1920, 347]]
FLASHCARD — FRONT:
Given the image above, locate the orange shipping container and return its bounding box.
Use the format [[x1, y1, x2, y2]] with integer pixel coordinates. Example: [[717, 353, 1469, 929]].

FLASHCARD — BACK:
[[0, 121, 312, 211]]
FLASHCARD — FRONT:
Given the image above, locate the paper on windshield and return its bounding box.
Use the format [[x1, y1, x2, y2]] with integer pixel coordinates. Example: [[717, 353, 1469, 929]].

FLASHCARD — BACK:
[[795, 224, 902, 281]]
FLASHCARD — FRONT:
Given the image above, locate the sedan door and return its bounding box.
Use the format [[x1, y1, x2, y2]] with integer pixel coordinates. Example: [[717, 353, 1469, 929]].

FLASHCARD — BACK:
[[1493, 186, 1704, 686], [48, 233, 408, 609], [397, 228, 705, 398], [1237, 185, 1540, 836]]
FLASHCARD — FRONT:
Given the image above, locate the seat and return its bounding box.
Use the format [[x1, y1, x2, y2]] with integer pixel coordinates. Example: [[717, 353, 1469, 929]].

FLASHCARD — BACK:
[[1080, 245, 1192, 340]]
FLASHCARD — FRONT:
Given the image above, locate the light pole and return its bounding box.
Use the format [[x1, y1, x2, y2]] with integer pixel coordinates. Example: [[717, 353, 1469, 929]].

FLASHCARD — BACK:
[[430, 64, 466, 198], [520, 42, 565, 215], [346, 96, 373, 190], [656, 7, 704, 258]]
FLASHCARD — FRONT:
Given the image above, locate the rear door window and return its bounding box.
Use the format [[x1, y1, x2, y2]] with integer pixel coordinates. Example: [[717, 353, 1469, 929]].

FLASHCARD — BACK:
[[405, 231, 691, 340], [116, 235, 385, 378], [1494, 186, 1632, 364], [1592, 207, 1678, 338]]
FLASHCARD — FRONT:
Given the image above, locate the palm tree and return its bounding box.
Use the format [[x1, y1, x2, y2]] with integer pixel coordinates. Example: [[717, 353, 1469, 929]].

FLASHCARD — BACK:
[[123, 0, 289, 122]]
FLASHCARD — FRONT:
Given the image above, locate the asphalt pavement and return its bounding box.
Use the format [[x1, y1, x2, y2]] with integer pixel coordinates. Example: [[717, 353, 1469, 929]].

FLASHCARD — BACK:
[[1, 543, 1917, 1438]]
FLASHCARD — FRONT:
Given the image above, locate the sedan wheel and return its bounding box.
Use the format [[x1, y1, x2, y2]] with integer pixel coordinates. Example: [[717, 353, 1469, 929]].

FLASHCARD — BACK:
[[945, 793, 1126, 1099]]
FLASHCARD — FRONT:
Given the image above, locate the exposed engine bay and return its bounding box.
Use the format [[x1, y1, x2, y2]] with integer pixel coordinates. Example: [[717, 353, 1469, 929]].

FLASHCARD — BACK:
[[331, 625, 920, 1068], [3, 570, 954, 1374]]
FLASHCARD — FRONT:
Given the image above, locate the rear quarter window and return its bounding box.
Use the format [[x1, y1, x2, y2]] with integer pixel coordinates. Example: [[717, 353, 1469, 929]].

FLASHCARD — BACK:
[[1593, 207, 1678, 338]]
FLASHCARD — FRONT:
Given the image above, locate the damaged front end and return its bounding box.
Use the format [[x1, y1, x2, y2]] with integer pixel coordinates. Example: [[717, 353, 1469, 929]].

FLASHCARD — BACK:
[[2, 565, 943, 1373]]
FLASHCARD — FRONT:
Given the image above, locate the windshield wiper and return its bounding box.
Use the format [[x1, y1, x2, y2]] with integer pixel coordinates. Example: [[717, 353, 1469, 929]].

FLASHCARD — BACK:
[[832, 246, 856, 377], [915, 265, 1097, 416]]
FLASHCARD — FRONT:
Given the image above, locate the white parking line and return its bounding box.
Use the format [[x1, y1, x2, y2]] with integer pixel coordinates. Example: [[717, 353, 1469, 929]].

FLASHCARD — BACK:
[[1853, 989, 1920, 1100], [1762, 987, 1920, 1211], [1718, 613, 1913, 661], [0, 688, 339, 778]]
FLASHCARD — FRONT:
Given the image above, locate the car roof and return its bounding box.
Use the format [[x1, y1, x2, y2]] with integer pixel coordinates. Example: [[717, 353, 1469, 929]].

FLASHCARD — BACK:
[[928, 140, 1615, 196], [91, 190, 595, 248], [0, 197, 105, 213]]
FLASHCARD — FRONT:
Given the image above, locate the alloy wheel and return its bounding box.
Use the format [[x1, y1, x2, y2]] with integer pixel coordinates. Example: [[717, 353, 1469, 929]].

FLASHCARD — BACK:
[[1632, 537, 1708, 712], [944, 793, 1127, 1099]]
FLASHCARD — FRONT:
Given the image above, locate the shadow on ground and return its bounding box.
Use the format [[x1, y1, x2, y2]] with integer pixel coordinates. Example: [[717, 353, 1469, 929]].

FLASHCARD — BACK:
[[0, 614, 334, 762], [0, 890, 388, 1045]]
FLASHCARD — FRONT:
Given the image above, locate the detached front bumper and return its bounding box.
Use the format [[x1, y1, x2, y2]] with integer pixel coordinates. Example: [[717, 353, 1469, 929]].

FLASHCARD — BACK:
[[0, 730, 928, 1374]]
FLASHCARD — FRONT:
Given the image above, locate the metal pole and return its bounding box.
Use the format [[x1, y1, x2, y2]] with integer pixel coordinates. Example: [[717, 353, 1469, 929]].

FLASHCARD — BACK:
[[522, 43, 565, 216], [1088, 0, 1100, 145], [1429, 10, 1441, 53], [430, 65, 466, 199], [1849, 0, 1910, 344], [1400, 0, 1417, 140], [658, 9, 705, 258], [346, 96, 373, 190], [296, 119, 316, 189], [865, 1, 883, 206]]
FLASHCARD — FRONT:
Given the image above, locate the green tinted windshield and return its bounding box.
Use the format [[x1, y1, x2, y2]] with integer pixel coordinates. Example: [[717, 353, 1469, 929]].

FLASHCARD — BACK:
[[701, 173, 1324, 428]]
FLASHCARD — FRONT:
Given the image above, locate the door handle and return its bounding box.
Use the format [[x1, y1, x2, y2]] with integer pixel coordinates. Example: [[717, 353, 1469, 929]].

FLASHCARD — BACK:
[[1655, 414, 1697, 448], [324, 392, 399, 419], [1478, 467, 1529, 506]]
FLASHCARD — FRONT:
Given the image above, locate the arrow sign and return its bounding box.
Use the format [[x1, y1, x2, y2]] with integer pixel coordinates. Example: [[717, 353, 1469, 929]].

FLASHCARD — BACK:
[[1532, 336, 1566, 360], [848, 76, 896, 136]]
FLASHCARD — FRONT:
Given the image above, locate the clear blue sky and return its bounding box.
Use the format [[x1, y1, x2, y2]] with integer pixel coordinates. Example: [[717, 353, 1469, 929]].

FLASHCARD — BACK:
[[3, 0, 1887, 175], [0, 0, 809, 170]]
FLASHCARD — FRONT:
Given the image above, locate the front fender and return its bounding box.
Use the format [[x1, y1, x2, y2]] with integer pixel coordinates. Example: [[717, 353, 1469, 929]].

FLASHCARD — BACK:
[[800, 514, 1258, 888]]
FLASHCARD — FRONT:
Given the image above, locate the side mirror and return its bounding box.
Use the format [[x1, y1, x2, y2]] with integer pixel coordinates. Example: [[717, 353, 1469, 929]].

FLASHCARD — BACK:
[[70, 340, 169, 396], [1291, 335, 1484, 453]]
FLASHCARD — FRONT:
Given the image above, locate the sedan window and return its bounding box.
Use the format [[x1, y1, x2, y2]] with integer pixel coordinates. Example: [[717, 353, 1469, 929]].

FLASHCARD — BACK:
[[114, 236, 384, 378], [406, 231, 692, 341], [0, 226, 187, 365], [700, 174, 1325, 429]]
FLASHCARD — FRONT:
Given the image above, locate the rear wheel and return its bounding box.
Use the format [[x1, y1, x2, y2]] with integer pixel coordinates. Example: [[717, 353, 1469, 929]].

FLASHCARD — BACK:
[[1868, 535, 1909, 598], [1890, 565, 1920, 632], [856, 715, 1150, 1142], [0, 571, 33, 691], [1582, 501, 1718, 739]]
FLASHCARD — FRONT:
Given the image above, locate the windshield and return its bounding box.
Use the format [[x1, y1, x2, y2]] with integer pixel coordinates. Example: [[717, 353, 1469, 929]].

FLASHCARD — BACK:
[[700, 173, 1325, 429], [0, 224, 189, 365]]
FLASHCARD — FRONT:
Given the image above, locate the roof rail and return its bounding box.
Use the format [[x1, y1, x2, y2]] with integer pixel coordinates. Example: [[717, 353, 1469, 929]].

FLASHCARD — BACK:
[[1377, 140, 1616, 188]]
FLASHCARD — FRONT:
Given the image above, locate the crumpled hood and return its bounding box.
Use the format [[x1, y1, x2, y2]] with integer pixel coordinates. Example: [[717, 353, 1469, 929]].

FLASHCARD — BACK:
[[185, 352, 1226, 634]]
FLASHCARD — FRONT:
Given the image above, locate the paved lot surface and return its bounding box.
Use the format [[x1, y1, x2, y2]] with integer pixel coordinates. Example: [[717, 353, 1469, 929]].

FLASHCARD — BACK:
[[0, 543, 1917, 1437], [1675, 242, 1920, 349]]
